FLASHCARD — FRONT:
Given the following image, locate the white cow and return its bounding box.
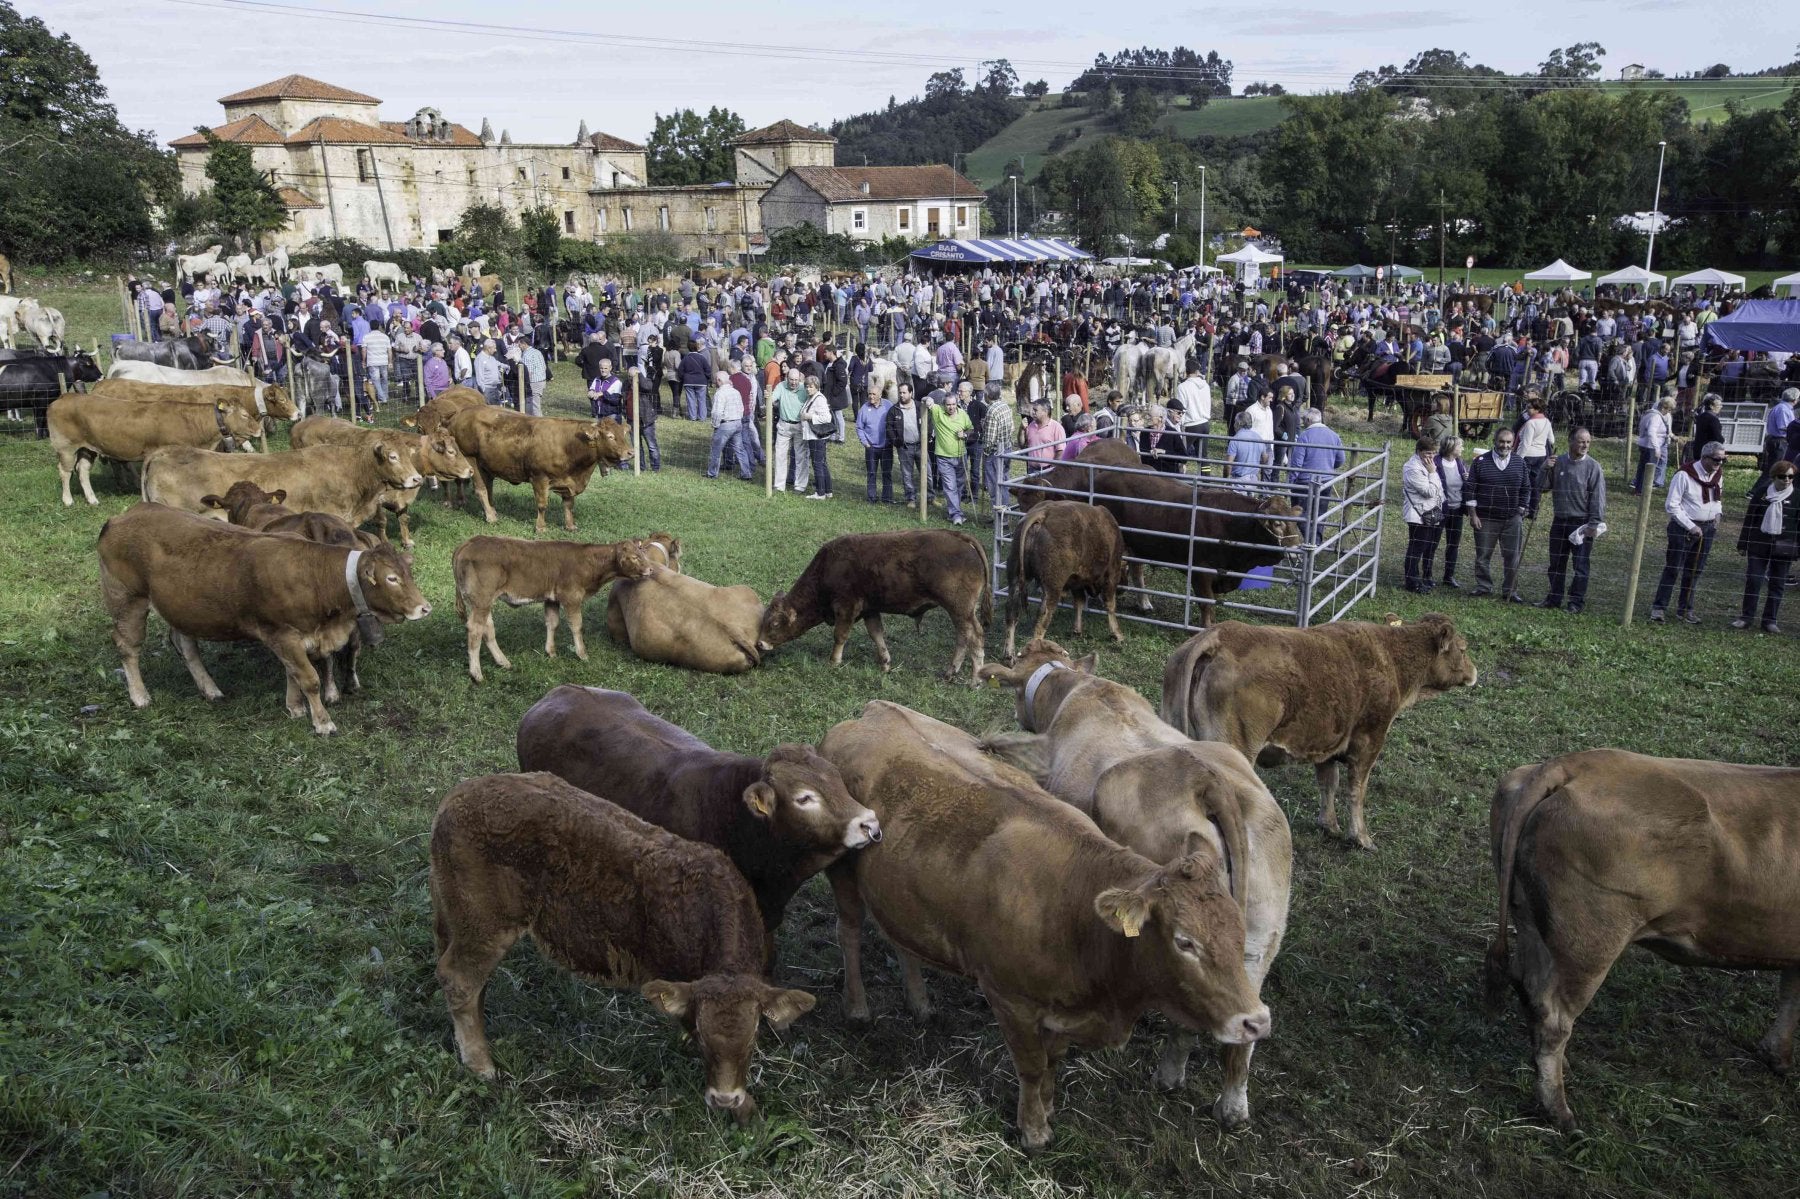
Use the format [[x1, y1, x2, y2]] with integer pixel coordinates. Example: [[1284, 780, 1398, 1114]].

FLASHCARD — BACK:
[[1112, 339, 1147, 402], [225, 253, 254, 282], [0, 296, 21, 349], [16, 299, 64, 351], [265, 245, 289, 281], [430, 267, 456, 287], [460, 259, 485, 280], [303, 263, 345, 287], [363, 260, 406, 289], [244, 258, 273, 286], [868, 357, 898, 401], [176, 245, 224, 282]]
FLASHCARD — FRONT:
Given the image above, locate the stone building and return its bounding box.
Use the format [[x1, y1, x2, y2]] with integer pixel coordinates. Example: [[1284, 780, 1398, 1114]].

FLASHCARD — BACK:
[[170, 75, 646, 251], [760, 165, 985, 242]]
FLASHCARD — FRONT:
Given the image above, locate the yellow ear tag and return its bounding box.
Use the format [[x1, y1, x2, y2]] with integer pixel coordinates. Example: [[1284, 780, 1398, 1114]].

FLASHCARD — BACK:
[[985, 675, 999, 689], [1117, 907, 1143, 938]]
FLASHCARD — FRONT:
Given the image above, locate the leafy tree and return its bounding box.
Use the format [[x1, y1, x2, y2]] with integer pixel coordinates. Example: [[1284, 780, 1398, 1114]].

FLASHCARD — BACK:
[[1118, 87, 1159, 136], [517, 206, 561, 272], [1022, 79, 1050, 99], [200, 131, 284, 253], [831, 70, 1020, 169], [452, 203, 517, 265], [1699, 63, 1731, 79], [980, 60, 1019, 95], [1073, 46, 1233, 97], [924, 69, 966, 100], [1537, 42, 1606, 85], [0, 1, 174, 263], [645, 106, 745, 186]]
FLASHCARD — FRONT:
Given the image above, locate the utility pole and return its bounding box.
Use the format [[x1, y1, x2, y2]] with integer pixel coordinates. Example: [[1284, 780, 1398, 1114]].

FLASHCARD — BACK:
[[1171, 178, 1180, 232], [1009, 174, 1018, 239], [1438, 189, 1446, 291], [1644, 139, 1668, 274], [1198, 164, 1206, 268]]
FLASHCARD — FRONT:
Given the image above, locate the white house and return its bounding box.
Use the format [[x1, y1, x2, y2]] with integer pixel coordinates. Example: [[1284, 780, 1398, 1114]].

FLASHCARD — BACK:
[[759, 165, 986, 242]]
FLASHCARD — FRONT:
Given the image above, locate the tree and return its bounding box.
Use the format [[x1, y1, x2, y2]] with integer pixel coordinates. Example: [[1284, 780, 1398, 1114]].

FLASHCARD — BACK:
[[517, 206, 561, 272], [0, 2, 173, 263], [1118, 86, 1159, 136], [980, 59, 1019, 95], [1538, 42, 1606, 85], [200, 132, 284, 252], [1699, 63, 1731, 79], [924, 69, 966, 100], [1022, 79, 1050, 99], [645, 106, 745, 186]]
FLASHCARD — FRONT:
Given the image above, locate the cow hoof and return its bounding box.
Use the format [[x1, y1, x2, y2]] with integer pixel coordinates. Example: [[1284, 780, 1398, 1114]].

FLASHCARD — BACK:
[[312, 722, 339, 737], [484, 514, 498, 525], [1757, 1039, 1792, 1076], [845, 1000, 872, 1024], [1153, 1065, 1186, 1092], [1019, 1128, 1052, 1156], [1314, 817, 1342, 838], [401, 540, 415, 551], [1212, 1097, 1251, 1130]]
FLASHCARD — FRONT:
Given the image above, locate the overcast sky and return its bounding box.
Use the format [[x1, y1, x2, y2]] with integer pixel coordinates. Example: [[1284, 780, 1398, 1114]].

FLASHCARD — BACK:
[[27, 0, 1795, 147]]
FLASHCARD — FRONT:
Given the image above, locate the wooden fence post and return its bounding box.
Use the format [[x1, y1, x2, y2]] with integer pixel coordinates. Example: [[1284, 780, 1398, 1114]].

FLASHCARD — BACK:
[[517, 354, 526, 413], [630, 374, 642, 477], [342, 341, 354, 419], [918, 415, 929, 524], [764, 377, 774, 498]]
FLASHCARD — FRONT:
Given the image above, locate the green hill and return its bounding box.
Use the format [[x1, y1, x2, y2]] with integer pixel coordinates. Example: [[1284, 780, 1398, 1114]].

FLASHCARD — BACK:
[[1602, 76, 1796, 122], [964, 96, 1286, 186]]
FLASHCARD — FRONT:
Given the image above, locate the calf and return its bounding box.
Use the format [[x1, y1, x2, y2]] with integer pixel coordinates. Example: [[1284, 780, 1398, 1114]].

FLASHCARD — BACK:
[[48, 392, 264, 506], [141, 441, 422, 527], [290, 415, 473, 547], [822, 700, 1267, 1152], [516, 685, 879, 938], [1486, 750, 1800, 1131], [979, 641, 1291, 1128], [430, 772, 815, 1123], [97, 502, 429, 734], [447, 406, 634, 533], [1002, 500, 1126, 660], [757, 529, 991, 683], [451, 535, 652, 682], [1162, 614, 1477, 849], [607, 566, 764, 674]]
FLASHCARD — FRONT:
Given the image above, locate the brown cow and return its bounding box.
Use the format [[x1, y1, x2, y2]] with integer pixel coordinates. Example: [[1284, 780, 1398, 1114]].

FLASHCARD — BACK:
[[979, 640, 1292, 1128], [289, 414, 473, 547], [757, 529, 991, 683], [1161, 614, 1478, 848], [516, 685, 879, 937], [93, 377, 297, 451], [1485, 750, 1800, 1131], [141, 441, 422, 527], [447, 407, 633, 533], [96, 502, 429, 734], [606, 566, 765, 674], [1017, 438, 1301, 626], [451, 534, 652, 682], [406, 386, 486, 437], [430, 772, 815, 1123], [822, 700, 1268, 1151], [1002, 500, 1125, 660], [48, 393, 265, 506]]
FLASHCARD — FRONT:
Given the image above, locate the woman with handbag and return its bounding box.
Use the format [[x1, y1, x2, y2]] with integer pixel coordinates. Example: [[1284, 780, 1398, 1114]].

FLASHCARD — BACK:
[[800, 376, 835, 500], [1734, 461, 1799, 633], [1402, 436, 1445, 593]]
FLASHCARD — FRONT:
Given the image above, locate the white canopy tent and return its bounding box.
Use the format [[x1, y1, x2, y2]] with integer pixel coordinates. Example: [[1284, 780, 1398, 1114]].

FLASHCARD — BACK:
[[1215, 243, 1284, 283], [1775, 271, 1800, 296], [1524, 258, 1592, 283], [1596, 264, 1667, 292], [1671, 267, 1747, 288]]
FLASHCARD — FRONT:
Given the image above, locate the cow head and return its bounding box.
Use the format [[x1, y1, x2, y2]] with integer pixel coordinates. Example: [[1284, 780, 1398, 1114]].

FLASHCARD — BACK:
[[261, 384, 298, 420], [1253, 496, 1303, 553], [641, 974, 815, 1125], [202, 481, 289, 527], [755, 593, 800, 652], [1094, 843, 1269, 1047], [744, 744, 880, 853], [976, 639, 1096, 728], [611, 539, 654, 581], [640, 532, 683, 573], [1405, 613, 1479, 693], [354, 543, 431, 622], [68, 351, 102, 385], [370, 439, 424, 489], [218, 402, 265, 445], [577, 420, 634, 474], [420, 433, 473, 481]]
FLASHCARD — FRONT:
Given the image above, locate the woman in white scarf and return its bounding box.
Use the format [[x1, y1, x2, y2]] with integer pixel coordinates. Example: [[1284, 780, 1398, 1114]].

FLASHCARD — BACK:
[[1735, 461, 1799, 633]]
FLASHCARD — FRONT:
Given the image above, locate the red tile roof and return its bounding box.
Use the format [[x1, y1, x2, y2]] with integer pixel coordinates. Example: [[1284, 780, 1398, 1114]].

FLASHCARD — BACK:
[[278, 186, 323, 209], [734, 119, 835, 145], [782, 165, 984, 203], [218, 75, 380, 105], [589, 131, 645, 152], [168, 114, 288, 148], [284, 116, 413, 146]]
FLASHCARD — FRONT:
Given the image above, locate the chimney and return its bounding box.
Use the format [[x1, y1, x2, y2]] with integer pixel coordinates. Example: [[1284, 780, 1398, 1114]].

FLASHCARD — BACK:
[[479, 118, 494, 145], [500, 129, 512, 146], [860, 181, 870, 195], [577, 119, 590, 144]]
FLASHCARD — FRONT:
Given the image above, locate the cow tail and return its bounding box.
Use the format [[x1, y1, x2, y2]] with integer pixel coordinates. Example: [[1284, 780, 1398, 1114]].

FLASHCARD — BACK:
[[1159, 630, 1221, 737], [450, 545, 468, 620], [958, 530, 993, 628], [1483, 758, 1571, 1017], [1005, 508, 1042, 627]]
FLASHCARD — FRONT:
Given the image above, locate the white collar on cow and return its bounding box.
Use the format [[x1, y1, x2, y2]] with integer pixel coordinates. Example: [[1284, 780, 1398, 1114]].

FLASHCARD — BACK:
[[344, 549, 373, 618], [251, 387, 266, 417], [1022, 660, 1069, 721]]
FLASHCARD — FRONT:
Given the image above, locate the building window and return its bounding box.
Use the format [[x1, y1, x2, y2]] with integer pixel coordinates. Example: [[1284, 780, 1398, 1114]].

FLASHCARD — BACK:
[[956, 206, 969, 229], [467, 168, 476, 185], [563, 210, 575, 234], [356, 149, 373, 182], [517, 167, 528, 183], [658, 206, 670, 231], [704, 247, 715, 262], [611, 170, 620, 188], [897, 207, 911, 231], [852, 208, 867, 232], [926, 207, 941, 236], [704, 206, 717, 231], [623, 207, 633, 231], [561, 166, 571, 181], [438, 228, 456, 244]]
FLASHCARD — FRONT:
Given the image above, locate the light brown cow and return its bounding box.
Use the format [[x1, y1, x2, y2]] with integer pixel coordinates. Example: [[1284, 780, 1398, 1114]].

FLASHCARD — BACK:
[[1161, 615, 1478, 849], [979, 640, 1291, 1128], [1002, 500, 1126, 660], [447, 407, 634, 533], [451, 534, 653, 682], [48, 392, 265, 506], [821, 700, 1268, 1152], [406, 386, 487, 437], [430, 772, 815, 1122], [94, 376, 298, 454], [96, 502, 429, 734], [1485, 750, 1800, 1132], [606, 566, 765, 675], [289, 415, 473, 547], [141, 441, 422, 527]]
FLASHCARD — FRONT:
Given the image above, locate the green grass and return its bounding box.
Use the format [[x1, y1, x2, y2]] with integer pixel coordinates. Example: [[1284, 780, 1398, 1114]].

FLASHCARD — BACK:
[[1285, 264, 1793, 292], [2, 280, 1798, 1197], [966, 97, 1288, 187], [1602, 77, 1798, 123]]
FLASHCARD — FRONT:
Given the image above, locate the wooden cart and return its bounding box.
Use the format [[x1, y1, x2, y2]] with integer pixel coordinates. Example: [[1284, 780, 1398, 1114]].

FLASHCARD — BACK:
[[1390, 375, 1506, 439]]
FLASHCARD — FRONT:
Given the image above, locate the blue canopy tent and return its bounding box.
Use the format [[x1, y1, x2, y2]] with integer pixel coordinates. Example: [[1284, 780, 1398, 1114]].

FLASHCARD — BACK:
[[908, 237, 1092, 265], [1703, 300, 1800, 353]]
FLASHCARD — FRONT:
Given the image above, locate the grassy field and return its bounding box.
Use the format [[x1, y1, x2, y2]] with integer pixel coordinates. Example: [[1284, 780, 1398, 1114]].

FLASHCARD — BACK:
[[965, 98, 1286, 187], [2, 281, 1798, 1197], [1285, 265, 1794, 292], [1603, 77, 1797, 123]]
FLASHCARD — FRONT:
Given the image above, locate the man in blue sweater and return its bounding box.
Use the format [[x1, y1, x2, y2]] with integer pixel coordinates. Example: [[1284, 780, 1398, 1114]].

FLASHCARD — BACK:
[[1466, 427, 1532, 602]]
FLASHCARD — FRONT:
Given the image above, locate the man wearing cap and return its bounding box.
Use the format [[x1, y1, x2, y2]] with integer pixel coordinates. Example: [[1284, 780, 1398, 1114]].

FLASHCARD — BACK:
[[1650, 440, 1727, 624]]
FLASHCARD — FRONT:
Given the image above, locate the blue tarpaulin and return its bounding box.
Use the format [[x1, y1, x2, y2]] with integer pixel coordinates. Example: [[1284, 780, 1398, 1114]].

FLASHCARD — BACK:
[[1703, 299, 1800, 353], [908, 237, 1092, 265]]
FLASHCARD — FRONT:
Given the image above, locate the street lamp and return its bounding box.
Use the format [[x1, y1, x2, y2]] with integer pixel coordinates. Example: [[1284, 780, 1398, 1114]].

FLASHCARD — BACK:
[[1008, 174, 1018, 239], [1169, 178, 1180, 232], [1197, 164, 1207, 267], [1644, 139, 1668, 276]]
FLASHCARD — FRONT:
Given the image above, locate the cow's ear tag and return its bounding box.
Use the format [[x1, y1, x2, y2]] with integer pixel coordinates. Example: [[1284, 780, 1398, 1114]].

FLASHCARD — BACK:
[[1116, 906, 1144, 937], [985, 675, 999, 689]]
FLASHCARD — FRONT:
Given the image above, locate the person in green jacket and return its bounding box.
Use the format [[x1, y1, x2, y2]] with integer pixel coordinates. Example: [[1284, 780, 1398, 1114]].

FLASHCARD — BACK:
[[927, 390, 974, 525]]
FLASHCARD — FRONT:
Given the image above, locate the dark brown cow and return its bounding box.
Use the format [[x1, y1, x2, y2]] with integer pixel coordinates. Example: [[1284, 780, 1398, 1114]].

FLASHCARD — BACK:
[[430, 772, 815, 1123], [822, 700, 1268, 1151], [757, 529, 991, 683], [446, 407, 633, 533], [1017, 439, 1301, 626], [97, 502, 430, 734], [516, 685, 879, 937], [1003, 500, 1126, 660], [451, 534, 652, 682], [48, 392, 265, 506], [1485, 750, 1800, 1131], [1161, 614, 1478, 848]]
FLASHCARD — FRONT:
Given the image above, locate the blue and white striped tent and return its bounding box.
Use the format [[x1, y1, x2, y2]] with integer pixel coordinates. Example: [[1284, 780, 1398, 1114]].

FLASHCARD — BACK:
[[908, 237, 1092, 265]]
